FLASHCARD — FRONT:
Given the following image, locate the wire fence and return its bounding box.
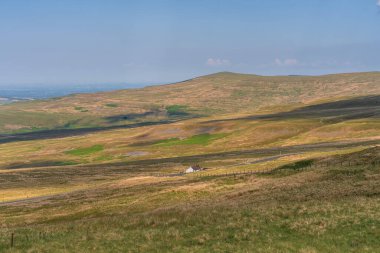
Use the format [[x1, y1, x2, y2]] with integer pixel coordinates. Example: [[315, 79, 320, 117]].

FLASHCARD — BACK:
[[151, 159, 380, 178], [0, 231, 54, 249], [2, 160, 379, 203]]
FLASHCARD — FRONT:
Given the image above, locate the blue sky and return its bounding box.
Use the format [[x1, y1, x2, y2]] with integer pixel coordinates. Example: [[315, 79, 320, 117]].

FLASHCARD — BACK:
[[0, 0, 379, 86]]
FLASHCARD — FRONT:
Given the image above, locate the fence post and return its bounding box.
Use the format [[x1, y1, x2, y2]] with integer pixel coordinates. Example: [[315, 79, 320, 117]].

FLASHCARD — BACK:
[[10, 233, 14, 248]]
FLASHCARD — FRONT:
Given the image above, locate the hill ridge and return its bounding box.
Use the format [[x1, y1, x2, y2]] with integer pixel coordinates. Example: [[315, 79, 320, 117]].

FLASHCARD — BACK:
[[0, 71, 379, 134]]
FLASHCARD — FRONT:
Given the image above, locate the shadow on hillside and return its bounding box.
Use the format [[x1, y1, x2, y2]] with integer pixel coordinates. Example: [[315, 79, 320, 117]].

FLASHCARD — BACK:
[[207, 95, 380, 123], [0, 117, 195, 145], [0, 96, 378, 145], [105, 111, 159, 123], [5, 160, 77, 170], [105, 110, 191, 124]]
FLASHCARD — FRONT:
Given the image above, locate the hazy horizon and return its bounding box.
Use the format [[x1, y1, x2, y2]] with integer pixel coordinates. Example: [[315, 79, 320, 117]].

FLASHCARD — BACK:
[[0, 0, 380, 87], [0, 82, 152, 100], [1, 70, 380, 100]]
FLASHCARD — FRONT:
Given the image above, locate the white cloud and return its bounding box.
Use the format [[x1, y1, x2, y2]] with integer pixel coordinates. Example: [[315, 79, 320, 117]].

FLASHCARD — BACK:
[[274, 58, 298, 66], [274, 58, 282, 66], [206, 58, 230, 67], [377, 0, 380, 7]]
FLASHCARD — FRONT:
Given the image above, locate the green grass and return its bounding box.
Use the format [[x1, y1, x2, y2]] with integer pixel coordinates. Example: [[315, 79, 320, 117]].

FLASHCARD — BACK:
[[153, 137, 181, 145], [74, 106, 88, 112], [1, 203, 377, 252], [166, 104, 188, 116], [155, 133, 227, 146], [65, 145, 104, 156]]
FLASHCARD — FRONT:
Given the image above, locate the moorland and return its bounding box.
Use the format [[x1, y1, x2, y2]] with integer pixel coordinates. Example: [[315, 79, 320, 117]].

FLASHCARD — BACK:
[[0, 72, 379, 252]]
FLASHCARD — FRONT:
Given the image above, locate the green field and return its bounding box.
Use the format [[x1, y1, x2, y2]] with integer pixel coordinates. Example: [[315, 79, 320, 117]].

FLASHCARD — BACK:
[[65, 145, 104, 156]]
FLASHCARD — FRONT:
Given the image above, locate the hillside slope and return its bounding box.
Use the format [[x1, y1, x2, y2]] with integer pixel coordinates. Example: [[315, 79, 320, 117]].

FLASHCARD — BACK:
[[0, 94, 378, 170], [0, 71, 379, 133]]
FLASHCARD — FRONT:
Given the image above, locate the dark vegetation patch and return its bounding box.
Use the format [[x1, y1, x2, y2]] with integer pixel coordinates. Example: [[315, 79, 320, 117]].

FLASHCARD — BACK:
[[105, 103, 119, 108], [105, 111, 158, 123], [324, 167, 366, 181], [165, 105, 189, 116], [263, 159, 314, 177], [62, 119, 82, 129], [74, 106, 88, 112], [105, 107, 197, 124], [5, 160, 78, 170], [321, 146, 380, 166], [0, 119, 184, 144], [208, 95, 380, 124]]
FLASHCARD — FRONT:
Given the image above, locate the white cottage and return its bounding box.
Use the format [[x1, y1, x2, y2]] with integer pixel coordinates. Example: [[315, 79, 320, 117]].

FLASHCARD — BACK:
[[185, 165, 202, 173]]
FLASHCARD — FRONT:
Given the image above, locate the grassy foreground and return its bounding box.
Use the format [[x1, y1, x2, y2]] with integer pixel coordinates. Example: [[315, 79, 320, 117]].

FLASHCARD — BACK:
[[0, 147, 379, 252]]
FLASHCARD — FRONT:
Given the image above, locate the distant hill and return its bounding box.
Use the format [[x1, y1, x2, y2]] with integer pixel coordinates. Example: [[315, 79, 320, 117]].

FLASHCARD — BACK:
[[0, 71, 379, 134]]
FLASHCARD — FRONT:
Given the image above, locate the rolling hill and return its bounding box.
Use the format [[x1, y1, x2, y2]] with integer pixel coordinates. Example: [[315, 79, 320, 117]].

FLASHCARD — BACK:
[[0, 71, 379, 134]]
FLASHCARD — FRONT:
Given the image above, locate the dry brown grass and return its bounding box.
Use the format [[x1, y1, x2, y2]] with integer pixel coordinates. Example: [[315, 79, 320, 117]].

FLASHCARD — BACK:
[[1, 71, 379, 133]]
